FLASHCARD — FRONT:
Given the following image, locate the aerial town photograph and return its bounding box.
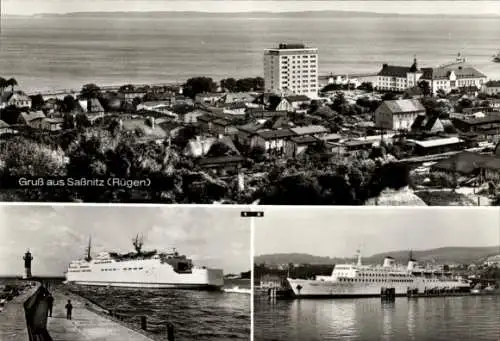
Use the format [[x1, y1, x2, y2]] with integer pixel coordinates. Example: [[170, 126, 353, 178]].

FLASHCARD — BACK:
[[0, 205, 251, 341], [254, 207, 500, 341], [0, 1, 500, 205]]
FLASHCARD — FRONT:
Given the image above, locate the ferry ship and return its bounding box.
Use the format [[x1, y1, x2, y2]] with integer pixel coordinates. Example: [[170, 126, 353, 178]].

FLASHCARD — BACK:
[[65, 235, 224, 290], [287, 251, 470, 298]]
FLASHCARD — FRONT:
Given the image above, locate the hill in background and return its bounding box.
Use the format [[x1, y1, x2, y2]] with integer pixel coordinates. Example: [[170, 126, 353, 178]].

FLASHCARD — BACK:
[[255, 246, 500, 266]]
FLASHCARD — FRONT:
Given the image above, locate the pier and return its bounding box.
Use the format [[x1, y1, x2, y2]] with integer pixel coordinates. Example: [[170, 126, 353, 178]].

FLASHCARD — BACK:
[[0, 281, 40, 341], [47, 288, 156, 341]]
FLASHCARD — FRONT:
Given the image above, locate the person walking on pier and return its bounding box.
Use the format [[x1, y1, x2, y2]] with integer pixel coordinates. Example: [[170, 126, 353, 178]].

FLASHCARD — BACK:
[[65, 300, 73, 320], [47, 293, 54, 317]]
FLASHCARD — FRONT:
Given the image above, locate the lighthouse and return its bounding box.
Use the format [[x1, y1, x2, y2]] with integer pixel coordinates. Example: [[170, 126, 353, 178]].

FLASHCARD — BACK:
[[23, 249, 33, 279]]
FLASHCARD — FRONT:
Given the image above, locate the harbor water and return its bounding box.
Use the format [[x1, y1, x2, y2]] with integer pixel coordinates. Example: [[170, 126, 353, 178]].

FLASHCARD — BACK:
[[66, 279, 250, 341], [2, 14, 500, 92], [254, 295, 500, 341]]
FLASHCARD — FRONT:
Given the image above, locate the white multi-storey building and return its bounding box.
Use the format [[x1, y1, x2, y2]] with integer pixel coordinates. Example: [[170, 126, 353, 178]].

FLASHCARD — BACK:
[[264, 43, 319, 99], [376, 55, 487, 95]]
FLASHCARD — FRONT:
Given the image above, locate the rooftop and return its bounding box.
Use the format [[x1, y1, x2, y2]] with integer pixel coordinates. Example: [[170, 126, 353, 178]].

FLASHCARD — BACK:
[[406, 137, 464, 148], [381, 99, 425, 113], [290, 125, 329, 136]]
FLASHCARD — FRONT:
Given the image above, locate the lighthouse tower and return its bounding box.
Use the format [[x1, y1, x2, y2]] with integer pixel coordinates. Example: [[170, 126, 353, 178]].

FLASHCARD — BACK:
[[23, 249, 33, 279]]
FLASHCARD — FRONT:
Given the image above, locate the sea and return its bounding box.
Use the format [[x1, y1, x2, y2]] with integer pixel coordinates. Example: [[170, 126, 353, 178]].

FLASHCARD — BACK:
[[1, 14, 500, 93], [254, 295, 500, 341], [68, 279, 250, 341]]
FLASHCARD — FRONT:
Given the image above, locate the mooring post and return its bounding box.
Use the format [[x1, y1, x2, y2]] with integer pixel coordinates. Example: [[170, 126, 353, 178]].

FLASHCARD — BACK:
[[141, 315, 147, 330], [167, 323, 175, 341]]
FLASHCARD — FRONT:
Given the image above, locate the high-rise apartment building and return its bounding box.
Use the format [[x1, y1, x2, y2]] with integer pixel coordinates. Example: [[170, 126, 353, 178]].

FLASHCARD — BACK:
[[264, 43, 319, 99]]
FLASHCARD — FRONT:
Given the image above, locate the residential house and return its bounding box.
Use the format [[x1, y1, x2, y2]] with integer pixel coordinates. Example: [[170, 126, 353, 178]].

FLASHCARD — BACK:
[[329, 140, 373, 156], [79, 98, 105, 116], [0, 120, 16, 136], [120, 117, 169, 143], [374, 99, 426, 131], [184, 136, 239, 158], [481, 80, 500, 96], [286, 135, 319, 158], [318, 133, 342, 143], [178, 109, 206, 124], [41, 118, 64, 131], [137, 101, 176, 117], [0, 91, 32, 109], [451, 114, 500, 140], [219, 92, 256, 104], [197, 114, 214, 133], [411, 115, 446, 134], [289, 125, 329, 138], [490, 99, 500, 111], [212, 118, 238, 136], [195, 92, 225, 105], [198, 155, 246, 174], [250, 129, 296, 154], [222, 101, 247, 115], [405, 137, 466, 156], [118, 89, 148, 102], [272, 95, 311, 112], [431, 151, 500, 182], [17, 111, 47, 129]]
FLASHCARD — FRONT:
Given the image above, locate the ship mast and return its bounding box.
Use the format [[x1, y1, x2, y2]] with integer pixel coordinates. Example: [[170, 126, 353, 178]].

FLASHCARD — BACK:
[[84, 236, 92, 262], [356, 249, 362, 266], [133, 234, 144, 254]]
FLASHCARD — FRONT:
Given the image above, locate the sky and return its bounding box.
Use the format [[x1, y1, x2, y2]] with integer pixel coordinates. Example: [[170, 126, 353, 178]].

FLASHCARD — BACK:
[[3, 1, 500, 16], [255, 208, 500, 257], [0, 205, 250, 276]]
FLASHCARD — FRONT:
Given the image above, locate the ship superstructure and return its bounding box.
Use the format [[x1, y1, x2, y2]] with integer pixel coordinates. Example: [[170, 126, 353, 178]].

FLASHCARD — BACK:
[[287, 251, 470, 297], [65, 235, 224, 289]]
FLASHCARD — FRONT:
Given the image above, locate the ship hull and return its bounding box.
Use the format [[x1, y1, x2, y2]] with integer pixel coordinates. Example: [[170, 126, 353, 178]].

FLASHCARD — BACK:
[[66, 281, 222, 290], [287, 278, 469, 298], [65, 258, 224, 290]]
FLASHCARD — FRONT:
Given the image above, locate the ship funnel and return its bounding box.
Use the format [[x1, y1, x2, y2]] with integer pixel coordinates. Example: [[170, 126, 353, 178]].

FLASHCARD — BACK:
[[383, 256, 395, 268], [407, 260, 418, 271]]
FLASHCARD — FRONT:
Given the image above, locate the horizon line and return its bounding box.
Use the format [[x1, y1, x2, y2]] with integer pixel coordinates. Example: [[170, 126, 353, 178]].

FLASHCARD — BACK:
[[5, 9, 500, 18]]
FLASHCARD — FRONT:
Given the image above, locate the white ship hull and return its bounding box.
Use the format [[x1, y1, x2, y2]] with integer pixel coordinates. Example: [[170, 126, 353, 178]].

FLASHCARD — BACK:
[[287, 278, 470, 298], [65, 258, 224, 290]]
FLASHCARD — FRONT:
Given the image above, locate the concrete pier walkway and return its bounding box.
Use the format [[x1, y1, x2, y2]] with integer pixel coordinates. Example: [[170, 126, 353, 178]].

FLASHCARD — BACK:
[[47, 290, 153, 341], [0, 282, 40, 341]]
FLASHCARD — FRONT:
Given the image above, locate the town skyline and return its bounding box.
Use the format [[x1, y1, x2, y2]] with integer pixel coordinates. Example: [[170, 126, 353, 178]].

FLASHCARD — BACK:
[[4, 1, 500, 16]]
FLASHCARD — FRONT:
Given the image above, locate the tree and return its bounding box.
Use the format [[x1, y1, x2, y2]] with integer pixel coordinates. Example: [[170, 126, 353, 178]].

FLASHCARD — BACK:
[[62, 95, 77, 113], [206, 141, 234, 157], [0, 77, 6, 93], [183, 77, 217, 99], [357, 82, 374, 92], [418, 80, 431, 97], [220, 78, 237, 92], [381, 92, 398, 101], [6, 78, 18, 93], [30, 94, 45, 110], [80, 83, 101, 99]]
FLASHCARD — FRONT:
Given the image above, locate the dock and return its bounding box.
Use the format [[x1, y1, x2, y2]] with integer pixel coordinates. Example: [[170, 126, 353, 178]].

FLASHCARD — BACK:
[[0, 282, 40, 341], [47, 288, 154, 341]]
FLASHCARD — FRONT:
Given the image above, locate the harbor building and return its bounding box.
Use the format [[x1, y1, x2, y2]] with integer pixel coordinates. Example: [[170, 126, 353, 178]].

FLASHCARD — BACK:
[[264, 43, 319, 99], [376, 55, 487, 95]]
